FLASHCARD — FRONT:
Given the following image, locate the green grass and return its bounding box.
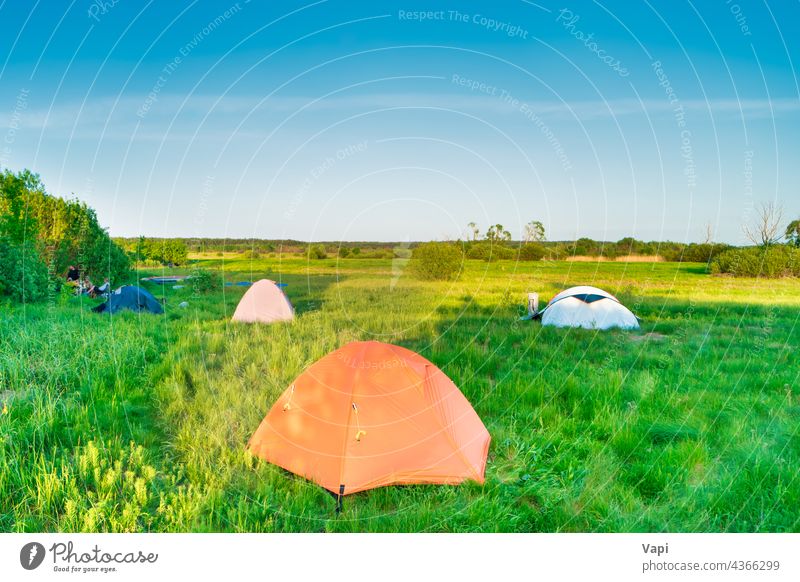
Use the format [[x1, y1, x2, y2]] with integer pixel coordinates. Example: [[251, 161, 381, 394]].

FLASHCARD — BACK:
[[1, 258, 798, 532]]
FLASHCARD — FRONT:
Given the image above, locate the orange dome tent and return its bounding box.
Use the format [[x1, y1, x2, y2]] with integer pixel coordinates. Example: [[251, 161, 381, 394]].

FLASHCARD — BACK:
[[248, 341, 490, 501], [231, 279, 294, 323]]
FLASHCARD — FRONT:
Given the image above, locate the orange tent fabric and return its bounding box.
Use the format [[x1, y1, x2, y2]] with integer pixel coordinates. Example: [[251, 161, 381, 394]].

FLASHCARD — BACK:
[[248, 341, 490, 496], [231, 279, 294, 323]]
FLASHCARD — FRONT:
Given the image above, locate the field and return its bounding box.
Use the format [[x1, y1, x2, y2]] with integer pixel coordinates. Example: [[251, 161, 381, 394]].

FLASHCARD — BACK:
[[1, 256, 798, 532]]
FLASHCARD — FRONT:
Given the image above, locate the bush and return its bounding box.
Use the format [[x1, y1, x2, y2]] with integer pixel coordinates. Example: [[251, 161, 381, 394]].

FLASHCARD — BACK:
[[602, 246, 619, 259], [410, 242, 463, 281], [711, 246, 800, 278], [393, 247, 412, 260], [124, 237, 187, 266], [466, 242, 515, 262], [517, 243, 546, 261], [190, 268, 221, 293], [662, 243, 732, 263], [544, 244, 569, 260], [571, 237, 600, 256], [307, 244, 327, 260]]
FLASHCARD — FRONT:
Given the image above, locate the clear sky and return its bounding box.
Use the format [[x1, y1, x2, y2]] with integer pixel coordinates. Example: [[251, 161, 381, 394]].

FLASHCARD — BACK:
[[1, 0, 798, 243]]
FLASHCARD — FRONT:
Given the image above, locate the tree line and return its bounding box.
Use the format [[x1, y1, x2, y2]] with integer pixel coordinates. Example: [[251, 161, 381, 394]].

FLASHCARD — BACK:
[[113, 237, 189, 266], [713, 202, 800, 277], [411, 211, 800, 280], [459, 221, 732, 263]]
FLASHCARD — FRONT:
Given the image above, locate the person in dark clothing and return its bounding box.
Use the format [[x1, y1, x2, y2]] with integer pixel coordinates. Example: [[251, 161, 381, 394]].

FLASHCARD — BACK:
[[66, 265, 80, 282]]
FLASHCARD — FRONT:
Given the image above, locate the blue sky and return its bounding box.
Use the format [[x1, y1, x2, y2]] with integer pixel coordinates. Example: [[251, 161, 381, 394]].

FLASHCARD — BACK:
[[1, 0, 798, 243]]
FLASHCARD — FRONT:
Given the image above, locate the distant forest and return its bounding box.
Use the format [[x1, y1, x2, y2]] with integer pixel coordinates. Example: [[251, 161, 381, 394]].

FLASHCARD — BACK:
[[112, 235, 733, 263]]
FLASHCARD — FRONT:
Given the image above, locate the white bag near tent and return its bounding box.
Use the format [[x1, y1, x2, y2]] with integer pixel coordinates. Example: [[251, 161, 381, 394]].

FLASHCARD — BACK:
[[539, 285, 639, 330]]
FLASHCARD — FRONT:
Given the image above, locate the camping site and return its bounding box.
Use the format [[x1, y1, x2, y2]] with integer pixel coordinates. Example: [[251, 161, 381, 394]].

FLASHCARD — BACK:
[[1, 2, 799, 564], [1, 237, 798, 532]]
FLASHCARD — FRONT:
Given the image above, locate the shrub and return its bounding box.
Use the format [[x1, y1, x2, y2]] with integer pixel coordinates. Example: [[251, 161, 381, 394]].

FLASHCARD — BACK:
[[517, 243, 546, 261], [711, 246, 800, 278], [410, 242, 463, 281], [543, 244, 568, 260], [190, 268, 221, 293], [307, 244, 327, 260], [466, 242, 515, 262], [662, 243, 732, 263], [571, 237, 601, 256], [242, 249, 260, 259], [351, 248, 392, 259], [393, 247, 412, 260], [600, 244, 618, 259]]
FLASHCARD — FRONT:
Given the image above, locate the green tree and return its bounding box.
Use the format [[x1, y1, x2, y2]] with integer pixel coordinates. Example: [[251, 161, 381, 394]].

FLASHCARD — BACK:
[[523, 220, 546, 243], [572, 237, 599, 256], [0, 239, 49, 302], [0, 171, 49, 301], [786, 219, 800, 247], [163, 239, 188, 265], [616, 237, 642, 255], [485, 224, 511, 244], [0, 168, 128, 301]]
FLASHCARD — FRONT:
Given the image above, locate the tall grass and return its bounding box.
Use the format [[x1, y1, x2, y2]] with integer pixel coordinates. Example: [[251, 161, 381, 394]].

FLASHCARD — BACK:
[[1, 259, 798, 531]]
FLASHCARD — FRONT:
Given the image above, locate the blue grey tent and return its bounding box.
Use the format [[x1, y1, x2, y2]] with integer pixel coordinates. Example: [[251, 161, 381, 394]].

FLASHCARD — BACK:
[[92, 285, 164, 314]]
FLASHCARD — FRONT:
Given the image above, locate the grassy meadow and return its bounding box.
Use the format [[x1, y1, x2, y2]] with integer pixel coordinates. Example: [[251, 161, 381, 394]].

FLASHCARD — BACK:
[[1, 255, 798, 532]]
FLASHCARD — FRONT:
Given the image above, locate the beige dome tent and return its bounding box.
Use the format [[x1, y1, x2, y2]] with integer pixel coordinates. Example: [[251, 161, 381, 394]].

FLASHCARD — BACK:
[[231, 279, 294, 323]]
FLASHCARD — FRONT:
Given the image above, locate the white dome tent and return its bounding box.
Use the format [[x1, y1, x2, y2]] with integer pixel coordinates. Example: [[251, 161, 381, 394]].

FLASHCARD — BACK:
[[231, 279, 294, 324], [535, 285, 639, 330]]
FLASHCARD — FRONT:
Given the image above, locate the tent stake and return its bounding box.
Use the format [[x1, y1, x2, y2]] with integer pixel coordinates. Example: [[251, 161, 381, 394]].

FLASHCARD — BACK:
[[336, 484, 345, 514]]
